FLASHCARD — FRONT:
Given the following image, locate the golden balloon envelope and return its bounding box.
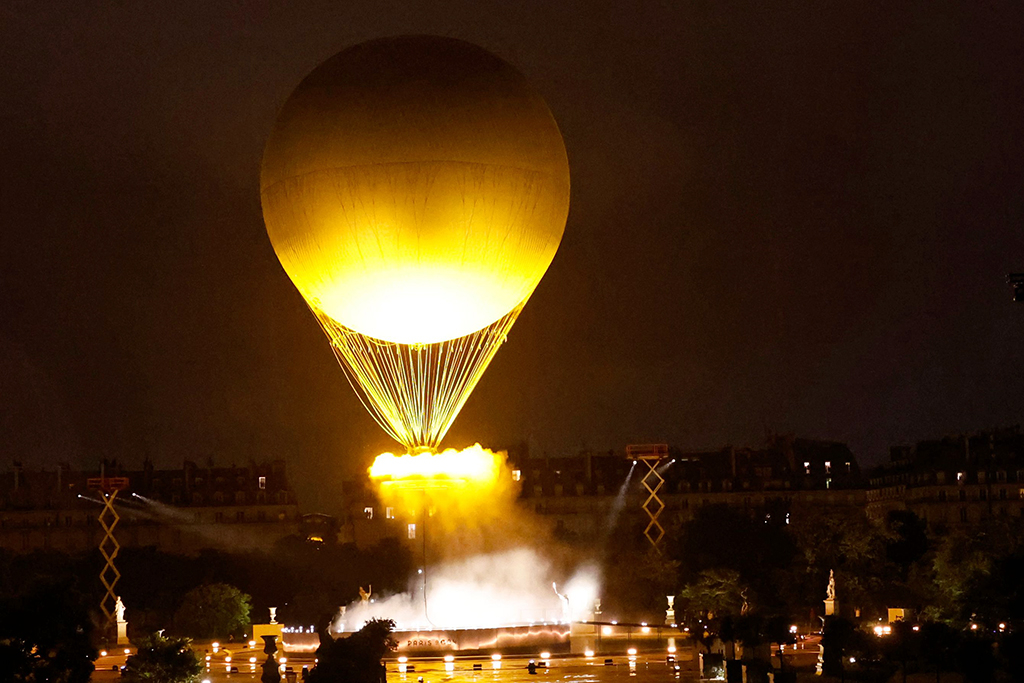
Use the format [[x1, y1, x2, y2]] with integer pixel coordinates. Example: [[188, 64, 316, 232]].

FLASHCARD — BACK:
[[261, 36, 570, 345]]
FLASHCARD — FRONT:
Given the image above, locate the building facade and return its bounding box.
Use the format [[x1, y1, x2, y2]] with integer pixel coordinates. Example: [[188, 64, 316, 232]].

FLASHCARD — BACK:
[[0, 459, 301, 555], [344, 436, 868, 548], [866, 426, 1024, 531]]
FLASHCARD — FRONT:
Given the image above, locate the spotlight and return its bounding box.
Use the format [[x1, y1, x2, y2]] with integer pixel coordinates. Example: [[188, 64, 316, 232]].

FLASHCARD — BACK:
[[444, 655, 454, 662], [491, 654, 502, 661], [100, 650, 107, 657], [627, 648, 637, 656], [584, 649, 594, 658]]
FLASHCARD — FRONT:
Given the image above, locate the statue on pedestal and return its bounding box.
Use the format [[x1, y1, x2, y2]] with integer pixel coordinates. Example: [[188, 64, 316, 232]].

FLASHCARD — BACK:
[[115, 596, 129, 645], [359, 585, 372, 604], [552, 583, 571, 623], [823, 569, 837, 616]]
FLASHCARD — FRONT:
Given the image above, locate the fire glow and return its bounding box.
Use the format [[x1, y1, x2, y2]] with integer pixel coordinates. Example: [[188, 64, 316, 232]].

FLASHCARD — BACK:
[[334, 445, 599, 633], [369, 444, 501, 485]]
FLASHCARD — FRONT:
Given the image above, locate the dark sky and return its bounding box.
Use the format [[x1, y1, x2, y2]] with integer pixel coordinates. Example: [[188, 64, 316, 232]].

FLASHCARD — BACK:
[[2, 1, 1023, 512]]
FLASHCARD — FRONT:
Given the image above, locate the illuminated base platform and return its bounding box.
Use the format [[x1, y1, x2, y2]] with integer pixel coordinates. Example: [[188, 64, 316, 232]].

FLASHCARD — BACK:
[[284, 621, 689, 658], [391, 623, 571, 656]]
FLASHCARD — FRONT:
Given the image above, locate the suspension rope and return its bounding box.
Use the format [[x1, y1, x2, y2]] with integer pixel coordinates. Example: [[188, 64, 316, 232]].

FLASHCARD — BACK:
[[314, 303, 526, 452]]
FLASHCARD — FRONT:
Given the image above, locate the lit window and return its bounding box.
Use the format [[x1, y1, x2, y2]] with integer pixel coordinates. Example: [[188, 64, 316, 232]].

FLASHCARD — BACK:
[[826, 478, 832, 489], [259, 476, 266, 490], [957, 472, 965, 483], [825, 461, 831, 474], [407, 523, 416, 539], [364, 506, 373, 520], [803, 462, 811, 474], [512, 469, 522, 482], [386, 507, 394, 519]]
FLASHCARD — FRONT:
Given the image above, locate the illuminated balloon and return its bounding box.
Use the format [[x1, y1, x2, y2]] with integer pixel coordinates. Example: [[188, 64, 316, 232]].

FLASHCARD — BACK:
[[261, 35, 569, 346], [261, 36, 569, 449]]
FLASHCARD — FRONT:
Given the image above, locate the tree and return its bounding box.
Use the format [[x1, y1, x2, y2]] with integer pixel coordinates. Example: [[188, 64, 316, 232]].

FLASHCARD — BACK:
[[885, 510, 929, 573], [121, 633, 203, 683], [679, 568, 746, 620], [309, 618, 396, 683], [786, 506, 893, 616], [671, 504, 794, 619], [172, 583, 252, 639], [0, 579, 96, 683]]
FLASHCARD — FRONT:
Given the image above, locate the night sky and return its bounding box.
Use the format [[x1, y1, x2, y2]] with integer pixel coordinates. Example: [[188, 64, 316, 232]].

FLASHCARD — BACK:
[[2, 1, 1022, 512]]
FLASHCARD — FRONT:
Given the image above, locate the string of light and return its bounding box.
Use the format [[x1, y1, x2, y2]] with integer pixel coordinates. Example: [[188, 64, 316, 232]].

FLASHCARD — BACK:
[[315, 304, 525, 452]]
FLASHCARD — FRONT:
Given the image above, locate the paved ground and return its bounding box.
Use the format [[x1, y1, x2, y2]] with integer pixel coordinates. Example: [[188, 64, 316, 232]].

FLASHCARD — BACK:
[[92, 651, 701, 682], [90, 638, 824, 682]]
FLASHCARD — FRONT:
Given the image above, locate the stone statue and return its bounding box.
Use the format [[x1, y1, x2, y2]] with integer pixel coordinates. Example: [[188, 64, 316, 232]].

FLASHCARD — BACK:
[[269, 606, 278, 624], [826, 570, 836, 601], [359, 585, 372, 603], [552, 583, 571, 623], [115, 596, 129, 645]]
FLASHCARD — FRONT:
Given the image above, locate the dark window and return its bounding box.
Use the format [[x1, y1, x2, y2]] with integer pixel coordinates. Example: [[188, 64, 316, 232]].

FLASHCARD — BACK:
[[960, 508, 968, 523], [939, 491, 947, 502], [959, 490, 967, 501], [257, 511, 266, 522], [215, 512, 223, 523], [236, 511, 244, 522]]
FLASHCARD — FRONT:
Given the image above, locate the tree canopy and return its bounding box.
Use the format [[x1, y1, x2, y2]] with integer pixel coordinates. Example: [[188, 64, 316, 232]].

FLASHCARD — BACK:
[[172, 583, 252, 639]]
